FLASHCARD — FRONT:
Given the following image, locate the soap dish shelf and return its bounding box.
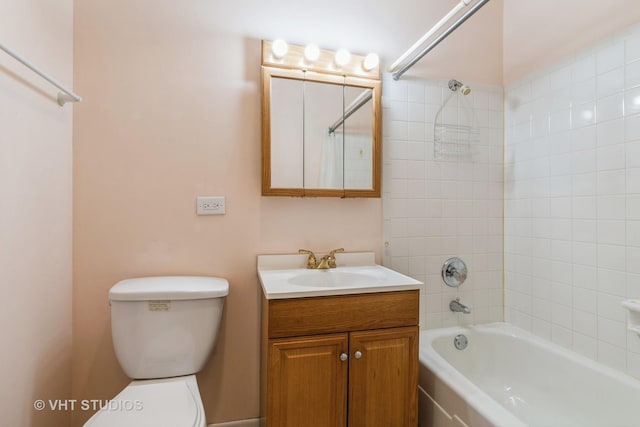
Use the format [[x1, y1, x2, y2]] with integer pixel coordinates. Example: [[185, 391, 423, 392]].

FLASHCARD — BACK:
[[622, 299, 640, 336]]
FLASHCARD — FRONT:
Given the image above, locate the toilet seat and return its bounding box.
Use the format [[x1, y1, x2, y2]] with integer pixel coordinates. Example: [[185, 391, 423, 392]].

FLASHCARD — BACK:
[[83, 375, 205, 427]]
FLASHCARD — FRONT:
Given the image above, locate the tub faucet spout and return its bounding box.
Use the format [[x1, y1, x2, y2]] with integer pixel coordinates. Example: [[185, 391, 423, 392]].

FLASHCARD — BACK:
[[450, 298, 471, 314]]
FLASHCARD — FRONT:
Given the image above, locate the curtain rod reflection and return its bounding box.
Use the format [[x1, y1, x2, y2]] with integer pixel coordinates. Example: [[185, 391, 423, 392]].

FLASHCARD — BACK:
[[328, 89, 373, 134]]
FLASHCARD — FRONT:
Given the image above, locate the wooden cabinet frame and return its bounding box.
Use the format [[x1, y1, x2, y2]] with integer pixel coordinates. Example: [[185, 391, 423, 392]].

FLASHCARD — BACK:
[[260, 290, 419, 427]]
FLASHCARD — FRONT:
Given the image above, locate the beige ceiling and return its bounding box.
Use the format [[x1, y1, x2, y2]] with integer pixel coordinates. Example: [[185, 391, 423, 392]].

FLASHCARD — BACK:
[[503, 0, 640, 84], [198, 0, 640, 85]]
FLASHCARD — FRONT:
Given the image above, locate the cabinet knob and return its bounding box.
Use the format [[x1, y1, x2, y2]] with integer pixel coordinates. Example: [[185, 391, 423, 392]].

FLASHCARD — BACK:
[[340, 353, 348, 361], [354, 351, 362, 359]]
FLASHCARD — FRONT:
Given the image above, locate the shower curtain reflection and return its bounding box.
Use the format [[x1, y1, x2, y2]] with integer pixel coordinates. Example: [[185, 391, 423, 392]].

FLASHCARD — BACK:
[[319, 131, 344, 188]]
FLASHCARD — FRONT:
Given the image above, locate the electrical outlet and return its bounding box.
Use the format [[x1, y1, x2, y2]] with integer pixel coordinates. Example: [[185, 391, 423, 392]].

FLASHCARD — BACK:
[[197, 196, 225, 215]]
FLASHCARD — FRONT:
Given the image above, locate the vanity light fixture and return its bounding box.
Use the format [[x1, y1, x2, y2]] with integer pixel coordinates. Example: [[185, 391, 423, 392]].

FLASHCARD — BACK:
[[362, 53, 379, 71], [304, 44, 320, 62], [271, 39, 288, 59], [261, 40, 379, 79], [334, 48, 351, 67]]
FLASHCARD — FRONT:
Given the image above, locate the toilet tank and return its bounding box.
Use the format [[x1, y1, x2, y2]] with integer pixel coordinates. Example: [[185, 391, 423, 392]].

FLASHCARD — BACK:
[[109, 276, 229, 379]]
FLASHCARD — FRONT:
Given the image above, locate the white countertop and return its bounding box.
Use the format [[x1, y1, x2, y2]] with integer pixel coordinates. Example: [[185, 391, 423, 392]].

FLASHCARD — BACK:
[[257, 252, 422, 299]]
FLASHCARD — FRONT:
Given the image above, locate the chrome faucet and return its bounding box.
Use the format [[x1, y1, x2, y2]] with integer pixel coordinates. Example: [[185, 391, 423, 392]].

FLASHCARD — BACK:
[[450, 298, 471, 314]]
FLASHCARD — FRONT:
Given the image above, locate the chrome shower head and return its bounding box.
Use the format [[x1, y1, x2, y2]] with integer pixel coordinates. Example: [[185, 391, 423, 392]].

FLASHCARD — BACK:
[[448, 79, 471, 95]]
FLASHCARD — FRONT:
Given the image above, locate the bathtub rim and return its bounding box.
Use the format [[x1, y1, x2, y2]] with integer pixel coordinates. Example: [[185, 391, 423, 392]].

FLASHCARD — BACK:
[[419, 323, 524, 427], [419, 322, 640, 427]]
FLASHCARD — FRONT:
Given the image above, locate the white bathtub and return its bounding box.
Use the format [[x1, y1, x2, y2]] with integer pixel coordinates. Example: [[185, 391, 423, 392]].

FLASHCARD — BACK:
[[418, 323, 640, 427]]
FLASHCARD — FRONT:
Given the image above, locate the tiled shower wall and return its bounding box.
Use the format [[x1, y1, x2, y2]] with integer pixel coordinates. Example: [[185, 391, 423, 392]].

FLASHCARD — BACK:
[[381, 75, 504, 329], [504, 23, 640, 375]]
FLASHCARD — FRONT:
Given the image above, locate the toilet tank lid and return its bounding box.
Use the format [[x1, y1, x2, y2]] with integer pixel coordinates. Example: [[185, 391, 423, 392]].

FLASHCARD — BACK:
[[109, 276, 229, 301]]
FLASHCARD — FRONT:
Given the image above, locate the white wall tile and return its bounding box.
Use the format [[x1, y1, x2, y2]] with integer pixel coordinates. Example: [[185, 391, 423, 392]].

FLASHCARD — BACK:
[[386, 21, 640, 380], [597, 293, 626, 322], [625, 87, 640, 116], [573, 332, 598, 359], [598, 268, 627, 296], [386, 120, 408, 139], [627, 221, 640, 247], [387, 80, 408, 101], [597, 220, 626, 245], [506, 20, 640, 378], [574, 287, 597, 312], [598, 170, 626, 194], [597, 67, 624, 98], [629, 168, 640, 194], [573, 309, 597, 335], [571, 125, 597, 152], [626, 34, 640, 63], [572, 173, 597, 196], [408, 121, 425, 142], [598, 341, 627, 371], [408, 103, 425, 122], [572, 54, 596, 82], [573, 149, 598, 173], [627, 352, 640, 378], [408, 83, 425, 103], [626, 61, 640, 89], [598, 318, 627, 347], [597, 42, 625, 74], [597, 144, 626, 171], [598, 244, 626, 271], [573, 243, 597, 267], [383, 77, 503, 331], [573, 78, 596, 104], [598, 195, 626, 219], [550, 109, 571, 133], [627, 246, 640, 275], [627, 194, 640, 219], [626, 113, 640, 141], [597, 118, 624, 146], [597, 93, 624, 122]]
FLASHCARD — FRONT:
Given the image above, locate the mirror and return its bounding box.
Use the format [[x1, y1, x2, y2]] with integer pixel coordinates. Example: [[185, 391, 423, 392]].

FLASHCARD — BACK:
[[261, 41, 381, 197]]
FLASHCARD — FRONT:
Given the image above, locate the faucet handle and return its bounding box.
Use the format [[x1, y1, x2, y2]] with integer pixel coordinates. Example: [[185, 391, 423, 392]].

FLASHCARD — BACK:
[[327, 248, 344, 268], [298, 249, 317, 269]]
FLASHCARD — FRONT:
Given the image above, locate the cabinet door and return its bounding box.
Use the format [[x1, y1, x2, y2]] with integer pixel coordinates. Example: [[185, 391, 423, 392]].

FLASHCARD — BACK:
[[348, 326, 418, 427], [268, 334, 348, 427]]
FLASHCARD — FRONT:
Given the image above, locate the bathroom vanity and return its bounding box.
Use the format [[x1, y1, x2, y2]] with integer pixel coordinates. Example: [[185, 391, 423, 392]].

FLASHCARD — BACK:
[[257, 253, 421, 427]]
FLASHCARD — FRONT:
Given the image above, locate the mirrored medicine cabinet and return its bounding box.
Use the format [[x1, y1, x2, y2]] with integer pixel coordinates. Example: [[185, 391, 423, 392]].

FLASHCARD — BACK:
[[261, 40, 381, 197]]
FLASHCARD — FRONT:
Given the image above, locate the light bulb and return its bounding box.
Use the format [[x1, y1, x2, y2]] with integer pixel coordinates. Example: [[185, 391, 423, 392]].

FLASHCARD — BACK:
[[362, 53, 379, 71], [271, 39, 288, 59], [304, 44, 320, 62], [334, 49, 351, 67]]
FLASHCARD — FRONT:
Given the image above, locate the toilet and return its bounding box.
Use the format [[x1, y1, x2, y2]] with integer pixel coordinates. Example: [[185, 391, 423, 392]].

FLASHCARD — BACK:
[[84, 276, 229, 427]]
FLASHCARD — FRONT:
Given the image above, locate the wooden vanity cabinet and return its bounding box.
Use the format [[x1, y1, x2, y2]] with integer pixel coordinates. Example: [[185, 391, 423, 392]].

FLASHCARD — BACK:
[[261, 290, 419, 427]]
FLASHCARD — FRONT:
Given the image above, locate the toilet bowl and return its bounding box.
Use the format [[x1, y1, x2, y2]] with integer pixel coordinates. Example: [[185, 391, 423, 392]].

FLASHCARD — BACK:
[[84, 276, 228, 427], [84, 375, 205, 427]]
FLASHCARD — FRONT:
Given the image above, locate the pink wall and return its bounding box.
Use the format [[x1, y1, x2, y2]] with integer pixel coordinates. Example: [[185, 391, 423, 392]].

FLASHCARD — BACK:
[[503, 0, 640, 84], [0, 1, 73, 426], [72, 1, 381, 424], [72, 0, 640, 425]]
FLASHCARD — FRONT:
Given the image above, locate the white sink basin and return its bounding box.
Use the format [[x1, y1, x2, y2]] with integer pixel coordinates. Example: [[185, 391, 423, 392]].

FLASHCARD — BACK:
[[257, 252, 422, 299], [287, 269, 384, 287]]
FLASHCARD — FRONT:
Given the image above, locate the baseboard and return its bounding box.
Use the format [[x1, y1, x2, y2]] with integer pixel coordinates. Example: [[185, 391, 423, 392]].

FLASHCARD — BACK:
[[209, 418, 260, 427]]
